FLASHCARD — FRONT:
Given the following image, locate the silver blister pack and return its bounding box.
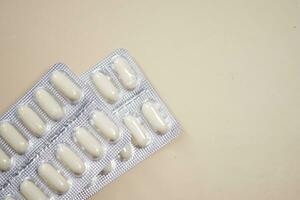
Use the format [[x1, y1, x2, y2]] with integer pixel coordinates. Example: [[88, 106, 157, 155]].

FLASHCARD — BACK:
[[1, 101, 131, 200], [76, 49, 181, 200], [0, 63, 131, 199], [0, 63, 93, 188]]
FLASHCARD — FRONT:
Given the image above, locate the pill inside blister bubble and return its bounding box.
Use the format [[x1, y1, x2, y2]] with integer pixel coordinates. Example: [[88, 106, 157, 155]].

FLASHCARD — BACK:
[[5, 196, 15, 200], [17, 105, 46, 137], [56, 144, 86, 176], [91, 71, 119, 103], [0, 50, 181, 200], [38, 163, 69, 194], [91, 111, 120, 142], [20, 180, 49, 200], [35, 88, 65, 121], [0, 147, 11, 171], [119, 143, 133, 161], [112, 56, 138, 90], [51, 71, 82, 103], [0, 122, 28, 154], [142, 101, 169, 135], [74, 127, 105, 159], [123, 115, 151, 148], [101, 160, 116, 175]]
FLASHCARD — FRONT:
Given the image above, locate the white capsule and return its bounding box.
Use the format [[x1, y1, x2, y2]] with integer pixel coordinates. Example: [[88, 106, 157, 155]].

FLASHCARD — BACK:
[[92, 72, 119, 103], [5, 197, 15, 200], [17, 105, 46, 137], [123, 115, 151, 148], [51, 71, 82, 102], [119, 144, 133, 161], [101, 160, 116, 175], [56, 144, 86, 175], [142, 102, 168, 134], [112, 57, 138, 90], [35, 89, 65, 121], [0, 122, 28, 154], [75, 127, 104, 159], [91, 111, 120, 142], [0, 148, 11, 171], [38, 163, 69, 194], [20, 180, 48, 200]]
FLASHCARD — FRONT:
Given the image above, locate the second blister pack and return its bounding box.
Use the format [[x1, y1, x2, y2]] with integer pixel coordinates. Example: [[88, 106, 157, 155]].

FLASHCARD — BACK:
[[75, 49, 182, 199]]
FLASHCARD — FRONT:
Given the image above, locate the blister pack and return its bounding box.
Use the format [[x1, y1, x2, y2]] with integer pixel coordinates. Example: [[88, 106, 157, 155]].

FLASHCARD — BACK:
[[0, 63, 90, 188], [1, 49, 181, 200], [0, 63, 130, 199], [76, 49, 181, 199], [1, 101, 131, 200]]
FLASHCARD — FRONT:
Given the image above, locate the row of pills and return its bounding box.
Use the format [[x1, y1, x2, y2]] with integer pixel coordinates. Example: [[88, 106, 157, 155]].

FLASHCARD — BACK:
[[3, 98, 166, 200], [76, 98, 180, 200], [91, 56, 139, 104], [4, 108, 126, 200], [87, 99, 169, 176], [0, 71, 83, 173], [124, 101, 168, 148]]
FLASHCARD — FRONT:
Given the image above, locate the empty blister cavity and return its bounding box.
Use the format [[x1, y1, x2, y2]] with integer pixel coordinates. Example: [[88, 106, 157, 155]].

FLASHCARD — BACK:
[[20, 180, 48, 200], [91, 72, 119, 103], [38, 163, 69, 194], [101, 160, 116, 175], [123, 115, 151, 148], [56, 144, 86, 176], [112, 56, 138, 90], [51, 71, 82, 103], [17, 105, 46, 137], [0, 148, 11, 171], [119, 144, 133, 161], [0, 122, 28, 154], [74, 127, 105, 159], [142, 101, 168, 135], [91, 111, 120, 142], [35, 89, 65, 121]]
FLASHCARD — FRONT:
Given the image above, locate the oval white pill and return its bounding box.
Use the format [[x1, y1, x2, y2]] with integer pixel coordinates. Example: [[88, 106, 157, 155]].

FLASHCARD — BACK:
[[75, 127, 104, 159], [92, 72, 119, 103], [51, 71, 82, 102], [0, 148, 11, 171], [119, 144, 133, 161], [101, 160, 116, 175], [91, 111, 120, 142], [142, 102, 168, 134], [112, 57, 138, 90], [0, 122, 28, 154], [20, 180, 48, 200], [17, 105, 46, 137], [123, 115, 151, 148], [5, 197, 15, 200], [35, 89, 65, 121], [38, 163, 69, 194], [56, 144, 86, 175]]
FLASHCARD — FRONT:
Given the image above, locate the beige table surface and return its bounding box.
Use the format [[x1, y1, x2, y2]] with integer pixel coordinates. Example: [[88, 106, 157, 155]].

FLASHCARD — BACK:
[[0, 1, 300, 199]]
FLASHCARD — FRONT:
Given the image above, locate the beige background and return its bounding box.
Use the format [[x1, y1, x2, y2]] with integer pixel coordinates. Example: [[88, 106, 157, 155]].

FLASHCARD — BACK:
[[0, 0, 300, 199]]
